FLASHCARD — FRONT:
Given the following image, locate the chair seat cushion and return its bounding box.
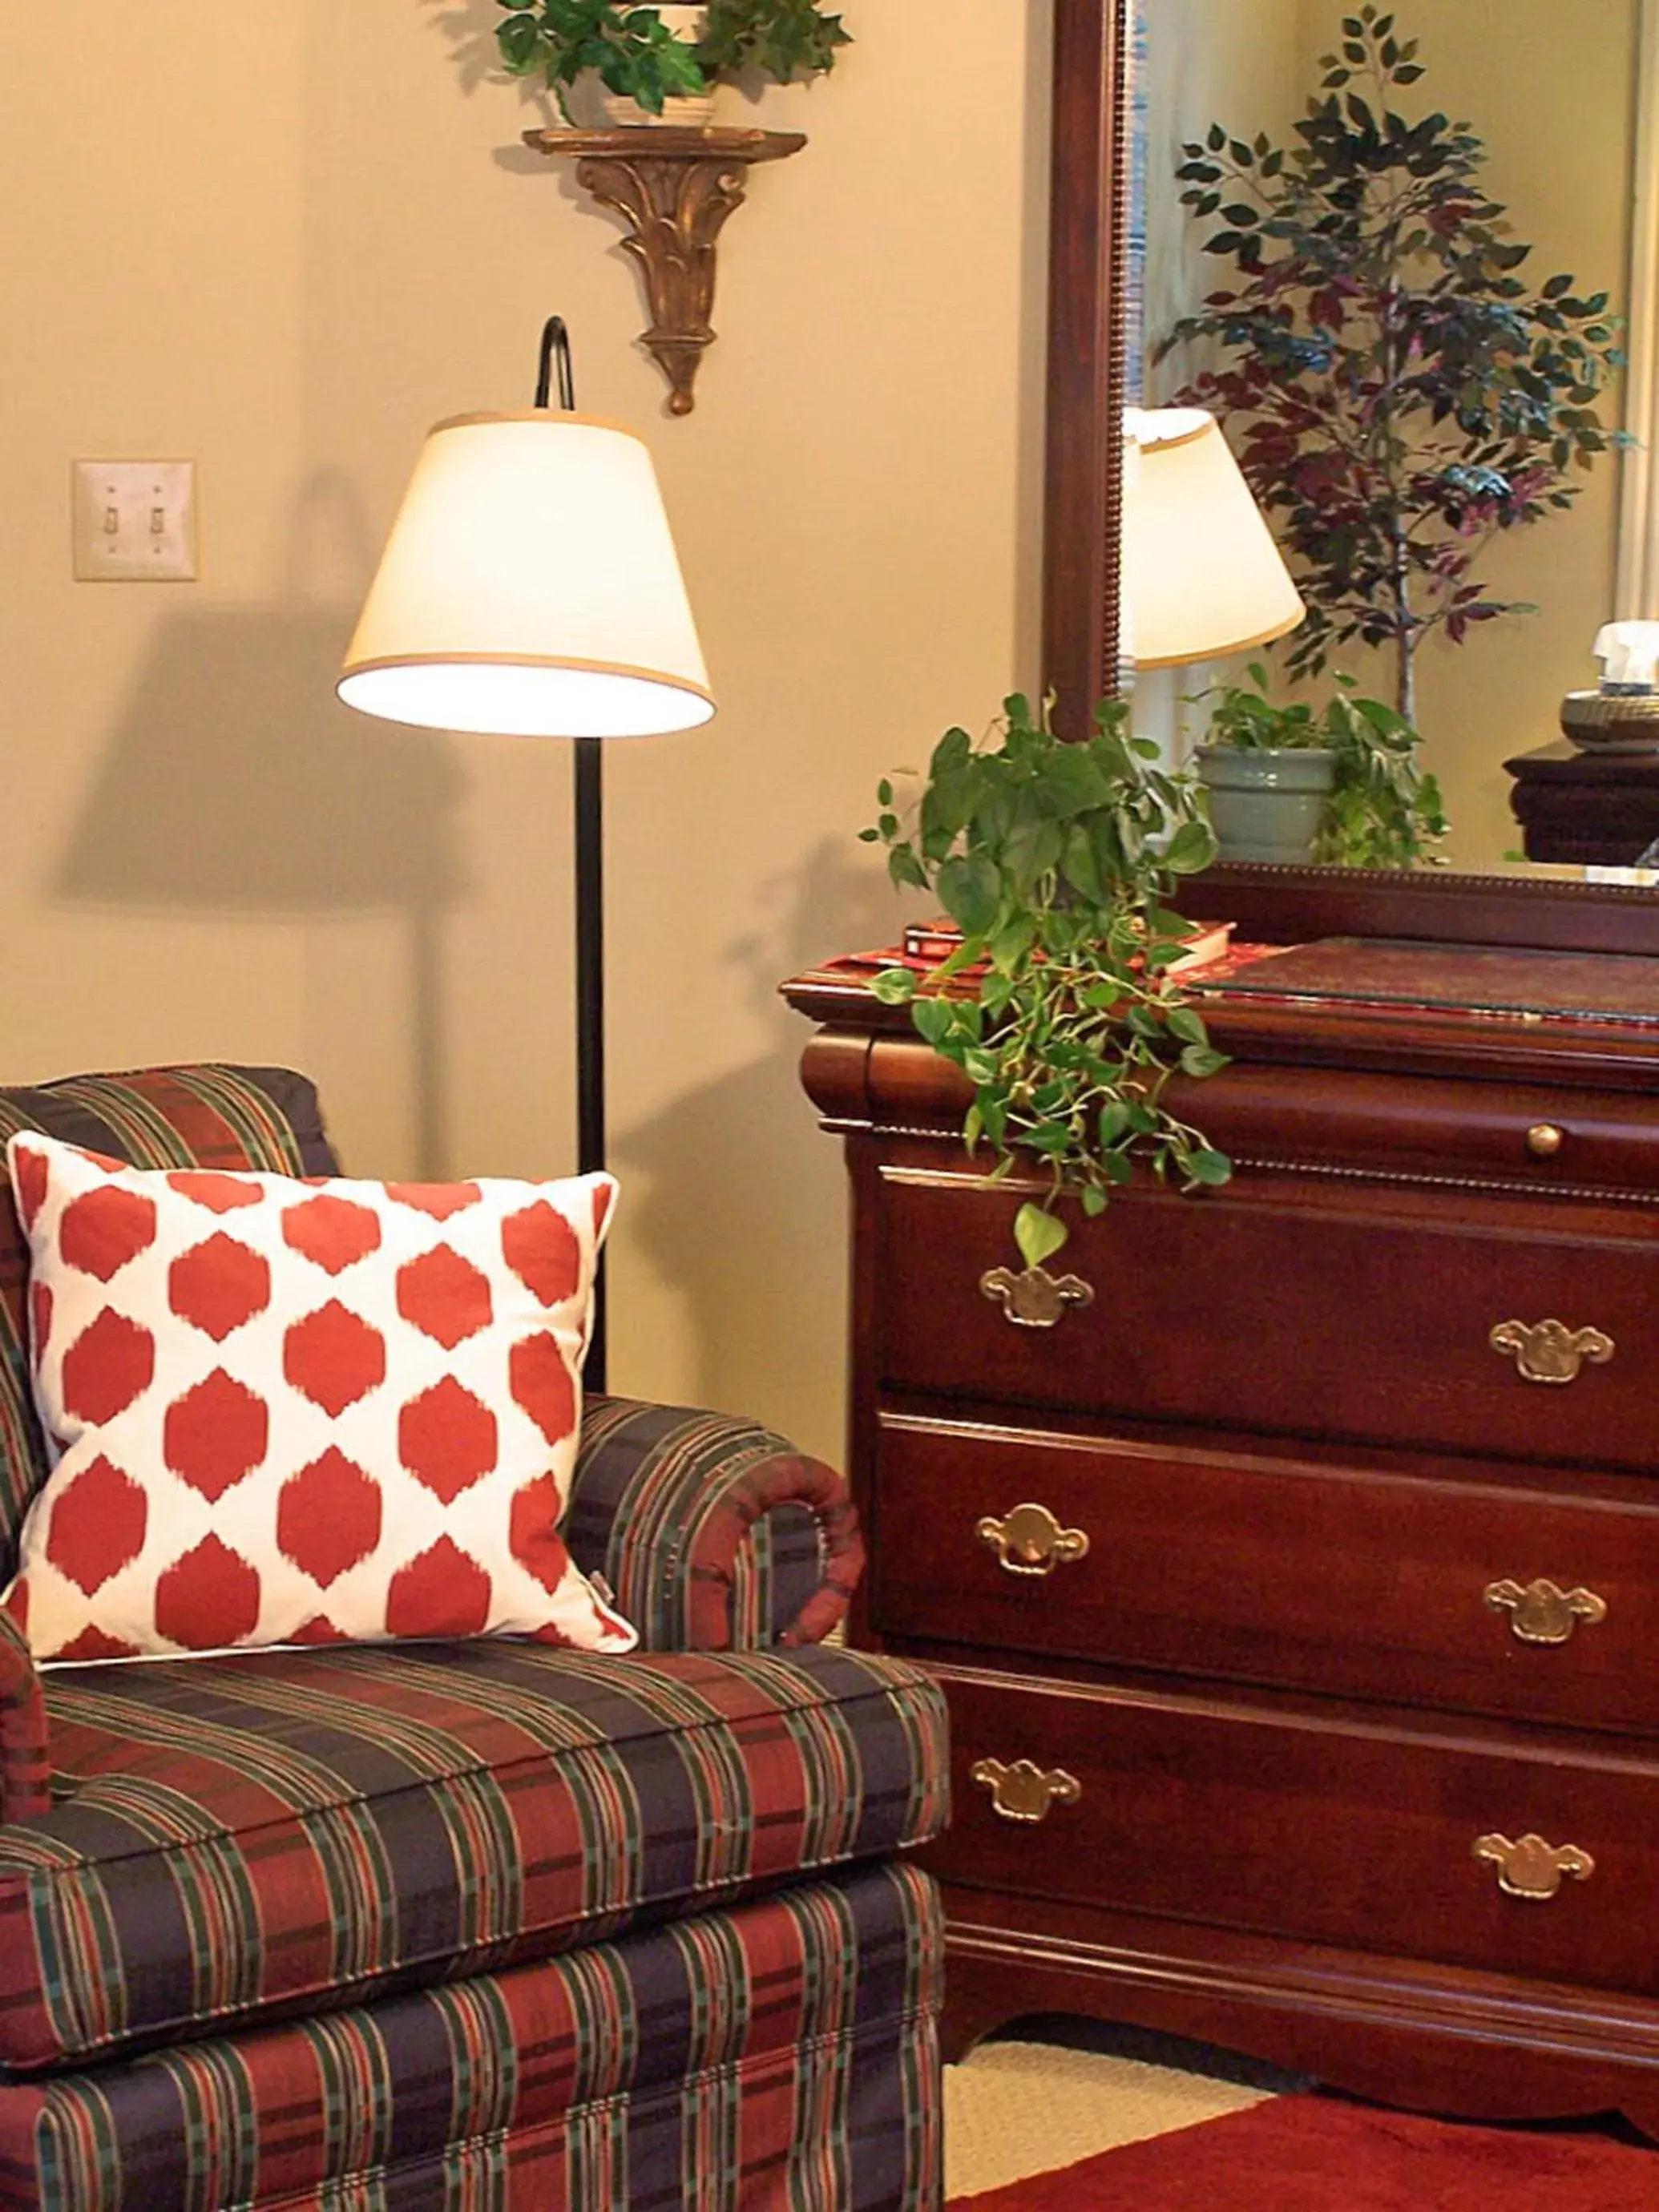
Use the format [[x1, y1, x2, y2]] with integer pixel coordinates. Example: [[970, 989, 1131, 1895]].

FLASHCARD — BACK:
[[0, 1641, 948, 2073]]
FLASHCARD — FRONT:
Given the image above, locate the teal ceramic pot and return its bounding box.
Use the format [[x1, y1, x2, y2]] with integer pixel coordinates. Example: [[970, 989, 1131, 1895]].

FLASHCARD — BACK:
[[1195, 746, 1337, 864]]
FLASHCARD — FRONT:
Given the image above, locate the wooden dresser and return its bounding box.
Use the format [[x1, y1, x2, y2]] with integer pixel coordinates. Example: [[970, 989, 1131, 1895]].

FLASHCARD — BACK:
[[785, 920, 1659, 2131]]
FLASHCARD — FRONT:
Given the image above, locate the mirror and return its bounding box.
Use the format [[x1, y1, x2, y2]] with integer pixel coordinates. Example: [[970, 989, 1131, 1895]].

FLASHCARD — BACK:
[[1047, 0, 1651, 878]]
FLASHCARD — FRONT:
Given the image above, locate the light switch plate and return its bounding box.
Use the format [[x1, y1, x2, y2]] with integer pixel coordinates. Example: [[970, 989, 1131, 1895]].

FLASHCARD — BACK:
[[72, 460, 197, 581]]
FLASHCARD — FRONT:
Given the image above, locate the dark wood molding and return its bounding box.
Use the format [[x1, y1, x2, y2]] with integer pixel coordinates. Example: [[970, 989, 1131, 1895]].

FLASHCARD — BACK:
[[1175, 860, 1659, 958], [525, 127, 805, 414], [940, 1896, 1659, 2133], [1041, 0, 1131, 733]]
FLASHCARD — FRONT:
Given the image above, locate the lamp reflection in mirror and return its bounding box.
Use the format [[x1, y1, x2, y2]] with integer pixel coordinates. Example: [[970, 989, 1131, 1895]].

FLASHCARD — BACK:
[[338, 390, 714, 1392], [1124, 406, 1304, 760]]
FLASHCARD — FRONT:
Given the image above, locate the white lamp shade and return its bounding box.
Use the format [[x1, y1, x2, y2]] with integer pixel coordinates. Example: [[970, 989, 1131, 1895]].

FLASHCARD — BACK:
[[1124, 408, 1305, 668], [338, 411, 715, 738]]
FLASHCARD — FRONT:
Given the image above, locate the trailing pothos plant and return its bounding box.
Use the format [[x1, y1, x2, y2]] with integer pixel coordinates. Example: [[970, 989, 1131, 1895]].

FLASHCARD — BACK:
[[1156, 7, 1624, 725], [1198, 662, 1450, 869], [863, 695, 1233, 1270]]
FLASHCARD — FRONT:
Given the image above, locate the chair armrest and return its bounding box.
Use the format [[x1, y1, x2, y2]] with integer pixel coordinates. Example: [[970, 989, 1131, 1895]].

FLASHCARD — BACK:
[[0, 1608, 50, 1822], [565, 1396, 865, 1652]]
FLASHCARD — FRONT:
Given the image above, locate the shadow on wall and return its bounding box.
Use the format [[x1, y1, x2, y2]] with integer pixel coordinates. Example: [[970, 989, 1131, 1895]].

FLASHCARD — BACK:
[[614, 837, 901, 1431], [422, 0, 553, 124], [422, 0, 512, 96], [53, 571, 469, 1174]]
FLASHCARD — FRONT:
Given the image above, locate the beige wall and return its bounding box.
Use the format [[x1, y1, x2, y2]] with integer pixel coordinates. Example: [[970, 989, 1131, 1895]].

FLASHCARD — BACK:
[[0, 2, 1052, 1462]]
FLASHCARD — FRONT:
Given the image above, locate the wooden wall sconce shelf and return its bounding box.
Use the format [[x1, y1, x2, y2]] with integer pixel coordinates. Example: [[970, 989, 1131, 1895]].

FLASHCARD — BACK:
[[524, 127, 805, 415]]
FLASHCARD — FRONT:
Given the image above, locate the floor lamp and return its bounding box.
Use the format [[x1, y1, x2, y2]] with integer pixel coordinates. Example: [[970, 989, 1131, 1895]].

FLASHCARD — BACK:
[[337, 321, 716, 1392]]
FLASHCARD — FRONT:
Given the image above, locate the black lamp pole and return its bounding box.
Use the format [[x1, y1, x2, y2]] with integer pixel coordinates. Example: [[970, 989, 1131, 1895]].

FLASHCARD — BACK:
[[536, 317, 609, 1394]]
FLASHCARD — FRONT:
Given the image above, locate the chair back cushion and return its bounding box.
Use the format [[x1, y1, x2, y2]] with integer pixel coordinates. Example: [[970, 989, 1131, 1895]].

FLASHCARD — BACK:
[[0, 1068, 339, 1584]]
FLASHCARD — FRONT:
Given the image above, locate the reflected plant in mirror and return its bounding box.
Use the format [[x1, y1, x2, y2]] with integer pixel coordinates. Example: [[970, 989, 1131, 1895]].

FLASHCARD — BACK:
[[1156, 6, 1625, 728], [1195, 662, 1451, 869]]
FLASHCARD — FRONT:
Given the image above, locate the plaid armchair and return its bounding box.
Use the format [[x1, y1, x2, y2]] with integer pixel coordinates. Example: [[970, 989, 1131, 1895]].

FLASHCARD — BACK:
[[0, 1068, 947, 2211]]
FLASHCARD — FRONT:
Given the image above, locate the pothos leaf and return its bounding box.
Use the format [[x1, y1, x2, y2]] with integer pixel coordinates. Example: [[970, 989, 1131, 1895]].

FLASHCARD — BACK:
[[869, 966, 917, 1006], [1014, 1201, 1070, 1270]]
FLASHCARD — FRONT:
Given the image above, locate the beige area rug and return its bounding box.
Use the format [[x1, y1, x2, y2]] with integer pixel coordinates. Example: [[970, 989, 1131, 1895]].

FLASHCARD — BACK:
[[945, 2038, 1277, 2200]]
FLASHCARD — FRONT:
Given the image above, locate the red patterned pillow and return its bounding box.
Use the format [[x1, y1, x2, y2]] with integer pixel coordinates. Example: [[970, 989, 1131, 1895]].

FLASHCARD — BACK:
[[2, 1132, 636, 1661]]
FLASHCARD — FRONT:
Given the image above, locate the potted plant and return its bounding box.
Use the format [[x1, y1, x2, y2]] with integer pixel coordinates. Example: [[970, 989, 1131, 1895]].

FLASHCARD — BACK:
[[1195, 663, 1449, 868], [1156, 7, 1624, 725], [863, 693, 1233, 1271], [496, 0, 850, 126]]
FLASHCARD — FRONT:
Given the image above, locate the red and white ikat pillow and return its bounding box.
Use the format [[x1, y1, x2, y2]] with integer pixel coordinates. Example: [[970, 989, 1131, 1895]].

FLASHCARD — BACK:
[[2, 1132, 636, 1662]]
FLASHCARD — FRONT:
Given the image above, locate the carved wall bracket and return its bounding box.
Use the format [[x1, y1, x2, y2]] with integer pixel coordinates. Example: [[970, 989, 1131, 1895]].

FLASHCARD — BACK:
[[525, 127, 806, 414]]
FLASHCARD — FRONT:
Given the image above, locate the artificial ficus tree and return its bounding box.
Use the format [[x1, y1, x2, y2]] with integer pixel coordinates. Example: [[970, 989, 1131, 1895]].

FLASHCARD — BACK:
[[1156, 8, 1624, 724]]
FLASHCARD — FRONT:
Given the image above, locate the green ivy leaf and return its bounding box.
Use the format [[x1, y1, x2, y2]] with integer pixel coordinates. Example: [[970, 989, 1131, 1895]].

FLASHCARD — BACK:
[[1164, 819, 1218, 875], [936, 851, 1000, 936], [1014, 1202, 1069, 1269], [1184, 1148, 1234, 1188], [869, 967, 916, 1006], [1098, 1099, 1132, 1146], [1179, 1043, 1231, 1080], [910, 996, 956, 1049]]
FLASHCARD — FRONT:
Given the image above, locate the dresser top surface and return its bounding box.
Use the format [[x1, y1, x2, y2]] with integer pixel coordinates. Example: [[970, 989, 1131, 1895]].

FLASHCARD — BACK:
[[781, 934, 1659, 1090], [1196, 938, 1659, 1027]]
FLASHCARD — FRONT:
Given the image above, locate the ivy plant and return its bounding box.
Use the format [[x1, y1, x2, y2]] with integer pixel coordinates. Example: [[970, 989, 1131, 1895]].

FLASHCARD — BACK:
[[864, 695, 1233, 1268], [1198, 662, 1449, 869], [698, 0, 851, 79], [496, 2, 710, 118], [1156, 7, 1625, 725], [495, 0, 850, 119]]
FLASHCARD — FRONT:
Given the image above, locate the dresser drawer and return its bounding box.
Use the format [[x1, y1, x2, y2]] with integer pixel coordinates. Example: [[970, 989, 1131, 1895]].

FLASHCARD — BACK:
[[860, 1045, 1659, 1193], [877, 1173, 1656, 1471], [932, 1667, 1659, 1995], [873, 1418, 1659, 1734], [1189, 1062, 1659, 1193]]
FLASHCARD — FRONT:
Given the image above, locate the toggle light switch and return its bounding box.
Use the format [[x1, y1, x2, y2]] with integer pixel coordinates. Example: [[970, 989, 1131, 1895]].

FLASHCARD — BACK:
[[73, 461, 197, 580]]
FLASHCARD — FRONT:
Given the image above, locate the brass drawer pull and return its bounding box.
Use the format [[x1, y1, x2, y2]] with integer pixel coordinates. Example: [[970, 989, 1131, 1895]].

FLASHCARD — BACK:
[[1484, 1577, 1608, 1646], [1472, 1832, 1595, 1901], [977, 1503, 1090, 1577], [1489, 1318, 1614, 1386], [1525, 1123, 1566, 1160], [970, 1757, 1082, 1825], [980, 1264, 1095, 1329]]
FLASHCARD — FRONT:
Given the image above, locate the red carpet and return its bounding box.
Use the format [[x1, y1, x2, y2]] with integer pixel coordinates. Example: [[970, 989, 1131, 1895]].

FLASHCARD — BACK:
[[951, 2093, 1659, 2208]]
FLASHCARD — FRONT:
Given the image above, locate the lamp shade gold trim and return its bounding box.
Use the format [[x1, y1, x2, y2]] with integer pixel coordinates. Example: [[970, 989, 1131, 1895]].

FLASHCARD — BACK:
[[338, 648, 716, 703], [428, 407, 647, 440], [1133, 615, 1311, 672], [1131, 406, 1213, 454]]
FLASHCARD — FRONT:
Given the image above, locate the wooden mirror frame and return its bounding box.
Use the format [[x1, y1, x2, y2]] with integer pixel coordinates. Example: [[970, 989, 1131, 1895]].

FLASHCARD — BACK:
[[1040, 5, 1659, 958]]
